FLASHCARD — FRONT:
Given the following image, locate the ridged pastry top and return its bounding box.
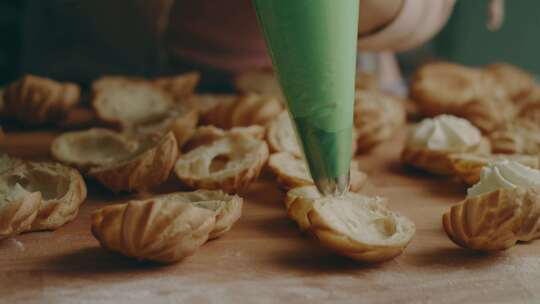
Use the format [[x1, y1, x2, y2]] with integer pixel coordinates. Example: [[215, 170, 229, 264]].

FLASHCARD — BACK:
[[407, 115, 481, 150], [467, 160, 540, 198]]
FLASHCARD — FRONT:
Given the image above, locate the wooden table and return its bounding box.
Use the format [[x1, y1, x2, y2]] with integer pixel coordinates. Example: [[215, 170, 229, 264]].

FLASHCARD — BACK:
[[1, 130, 539, 304]]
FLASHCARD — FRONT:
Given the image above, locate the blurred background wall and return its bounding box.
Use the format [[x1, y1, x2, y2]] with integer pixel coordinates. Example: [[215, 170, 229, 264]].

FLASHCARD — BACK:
[[0, 0, 23, 85], [0, 0, 538, 86]]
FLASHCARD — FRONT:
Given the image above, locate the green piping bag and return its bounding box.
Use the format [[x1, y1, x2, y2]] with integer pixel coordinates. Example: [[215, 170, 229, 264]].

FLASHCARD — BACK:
[[253, 0, 359, 195]]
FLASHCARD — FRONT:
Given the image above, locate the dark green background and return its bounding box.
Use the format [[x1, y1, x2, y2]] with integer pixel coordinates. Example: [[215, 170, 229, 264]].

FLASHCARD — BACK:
[[433, 0, 539, 74]]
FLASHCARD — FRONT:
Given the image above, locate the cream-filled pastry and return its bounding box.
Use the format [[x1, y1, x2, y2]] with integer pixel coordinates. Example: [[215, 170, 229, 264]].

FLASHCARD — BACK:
[[402, 115, 489, 174], [467, 160, 540, 198]]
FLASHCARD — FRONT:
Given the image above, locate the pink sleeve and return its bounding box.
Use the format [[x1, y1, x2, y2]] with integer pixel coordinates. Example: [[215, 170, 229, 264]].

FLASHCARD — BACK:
[[358, 0, 456, 52]]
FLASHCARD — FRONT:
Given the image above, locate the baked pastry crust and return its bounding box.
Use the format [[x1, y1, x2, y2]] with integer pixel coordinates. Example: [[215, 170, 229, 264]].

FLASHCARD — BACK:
[[183, 125, 265, 152], [268, 152, 367, 192], [484, 63, 536, 103], [443, 187, 540, 251], [1, 161, 87, 231], [410, 62, 514, 132], [301, 192, 415, 263], [93, 82, 176, 128], [489, 120, 540, 155], [450, 153, 540, 186], [285, 186, 321, 231], [0, 179, 41, 239], [89, 132, 179, 192], [402, 137, 491, 175], [51, 128, 139, 171], [517, 101, 540, 126], [131, 101, 198, 147], [190, 94, 237, 120], [92, 194, 215, 263], [26, 162, 87, 231], [354, 90, 406, 152], [53, 129, 178, 192], [175, 127, 269, 193], [3, 75, 80, 125], [152, 72, 200, 101], [153, 190, 243, 239], [200, 93, 282, 129], [266, 111, 302, 157]]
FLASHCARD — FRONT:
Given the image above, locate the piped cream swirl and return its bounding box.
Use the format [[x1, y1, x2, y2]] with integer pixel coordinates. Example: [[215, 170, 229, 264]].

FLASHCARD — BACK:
[[407, 115, 481, 150], [467, 160, 540, 198]]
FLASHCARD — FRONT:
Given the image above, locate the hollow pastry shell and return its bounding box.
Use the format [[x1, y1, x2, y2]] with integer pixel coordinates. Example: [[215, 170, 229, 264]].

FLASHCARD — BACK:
[[3, 75, 80, 125], [175, 128, 269, 193], [88, 132, 179, 192], [443, 187, 540, 251]]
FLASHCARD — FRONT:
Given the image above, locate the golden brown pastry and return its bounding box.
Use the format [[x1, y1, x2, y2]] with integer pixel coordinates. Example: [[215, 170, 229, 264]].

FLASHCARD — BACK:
[[0, 173, 41, 239], [93, 77, 198, 146], [52, 129, 178, 192], [444, 188, 540, 251], [92, 82, 175, 128], [130, 102, 198, 147], [0, 161, 87, 231], [410, 62, 514, 132], [517, 101, 540, 125], [354, 89, 406, 152], [183, 125, 265, 152], [402, 115, 490, 175], [268, 152, 367, 192], [489, 119, 540, 155], [3, 75, 80, 125], [153, 191, 243, 239], [152, 72, 200, 101], [291, 191, 415, 263], [200, 93, 283, 129], [92, 72, 199, 102], [285, 186, 321, 231], [92, 193, 214, 263], [88, 132, 178, 192], [444, 161, 540, 251], [189, 94, 238, 120], [266, 111, 303, 157], [25, 163, 87, 231], [51, 128, 139, 171], [174, 127, 269, 193], [449, 153, 540, 186], [484, 63, 537, 103]]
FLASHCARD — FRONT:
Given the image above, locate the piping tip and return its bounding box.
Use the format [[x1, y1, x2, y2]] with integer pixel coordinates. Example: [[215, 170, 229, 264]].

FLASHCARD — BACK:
[[314, 172, 350, 196]]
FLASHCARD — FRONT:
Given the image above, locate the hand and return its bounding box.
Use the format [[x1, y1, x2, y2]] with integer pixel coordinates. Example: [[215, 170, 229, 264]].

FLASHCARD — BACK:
[[358, 0, 403, 35]]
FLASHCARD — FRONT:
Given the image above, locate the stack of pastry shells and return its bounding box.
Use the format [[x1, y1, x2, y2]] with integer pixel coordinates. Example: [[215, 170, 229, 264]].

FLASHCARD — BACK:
[[3, 67, 413, 264], [407, 61, 540, 251]]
